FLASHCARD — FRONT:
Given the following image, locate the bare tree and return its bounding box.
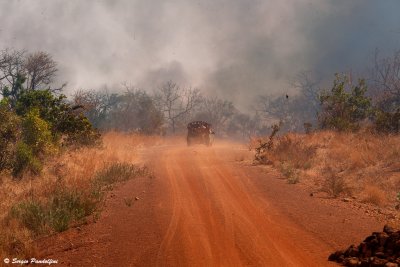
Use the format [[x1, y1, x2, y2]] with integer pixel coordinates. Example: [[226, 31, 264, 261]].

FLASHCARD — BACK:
[[257, 94, 290, 122], [0, 49, 26, 105], [0, 49, 25, 82], [72, 88, 118, 128], [154, 81, 202, 133], [369, 49, 400, 111], [0, 49, 63, 105], [257, 93, 318, 133], [24, 51, 58, 90], [256, 71, 322, 133], [227, 112, 268, 139], [290, 71, 321, 114], [194, 97, 236, 133], [73, 85, 164, 134], [115, 89, 164, 134]]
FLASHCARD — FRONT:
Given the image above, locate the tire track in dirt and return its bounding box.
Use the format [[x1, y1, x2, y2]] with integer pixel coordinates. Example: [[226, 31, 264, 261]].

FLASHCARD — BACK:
[[156, 156, 183, 266], [38, 142, 382, 266], [199, 148, 324, 266], [152, 145, 336, 266]]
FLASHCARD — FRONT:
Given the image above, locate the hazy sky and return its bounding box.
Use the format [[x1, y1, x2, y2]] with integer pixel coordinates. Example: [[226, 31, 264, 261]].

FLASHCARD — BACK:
[[0, 0, 399, 109]]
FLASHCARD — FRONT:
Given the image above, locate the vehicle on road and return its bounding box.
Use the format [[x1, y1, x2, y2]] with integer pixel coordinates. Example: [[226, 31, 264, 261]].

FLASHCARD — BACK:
[[187, 121, 215, 146]]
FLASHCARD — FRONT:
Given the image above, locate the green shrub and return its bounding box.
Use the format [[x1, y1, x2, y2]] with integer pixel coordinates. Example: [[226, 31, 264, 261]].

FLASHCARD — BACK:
[[16, 90, 101, 147], [16, 90, 70, 130], [1, 90, 101, 176], [48, 189, 98, 232], [374, 108, 400, 133], [22, 108, 55, 155], [90, 163, 150, 204], [63, 115, 101, 147], [10, 201, 47, 236], [10, 188, 100, 234], [0, 101, 20, 171], [13, 109, 56, 177], [93, 162, 149, 187], [318, 74, 372, 131], [10, 162, 149, 235], [12, 142, 42, 177]]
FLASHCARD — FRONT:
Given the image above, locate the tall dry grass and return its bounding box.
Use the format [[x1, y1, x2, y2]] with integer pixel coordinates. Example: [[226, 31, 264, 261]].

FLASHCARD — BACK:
[[257, 130, 400, 202], [0, 132, 160, 259]]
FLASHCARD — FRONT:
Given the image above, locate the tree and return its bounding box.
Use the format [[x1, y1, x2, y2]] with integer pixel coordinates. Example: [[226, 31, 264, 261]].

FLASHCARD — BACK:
[[193, 97, 236, 133], [108, 89, 164, 134], [72, 88, 119, 129], [15, 89, 100, 146], [73, 87, 164, 134], [369, 49, 400, 112], [24, 51, 58, 91], [227, 112, 268, 139], [0, 49, 26, 106], [318, 74, 372, 131], [257, 71, 322, 133], [0, 49, 64, 107], [290, 71, 322, 115], [367, 49, 400, 133], [257, 93, 312, 132], [154, 81, 202, 133], [374, 108, 400, 133], [257, 94, 290, 123]]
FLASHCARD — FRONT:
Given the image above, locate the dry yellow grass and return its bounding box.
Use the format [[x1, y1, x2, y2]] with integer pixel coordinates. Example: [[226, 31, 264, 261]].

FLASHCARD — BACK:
[[361, 185, 388, 207], [0, 132, 162, 258], [0, 132, 160, 218], [257, 130, 400, 202]]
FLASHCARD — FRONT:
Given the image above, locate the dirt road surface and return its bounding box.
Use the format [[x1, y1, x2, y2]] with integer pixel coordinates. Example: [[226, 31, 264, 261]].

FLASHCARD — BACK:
[[38, 141, 382, 267]]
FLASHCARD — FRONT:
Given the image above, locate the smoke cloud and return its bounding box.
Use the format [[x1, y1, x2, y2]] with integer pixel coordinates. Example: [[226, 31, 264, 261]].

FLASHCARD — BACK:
[[0, 0, 399, 109]]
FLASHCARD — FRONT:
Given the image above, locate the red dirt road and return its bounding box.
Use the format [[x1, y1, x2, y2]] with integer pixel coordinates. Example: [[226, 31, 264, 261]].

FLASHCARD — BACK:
[[38, 142, 382, 266]]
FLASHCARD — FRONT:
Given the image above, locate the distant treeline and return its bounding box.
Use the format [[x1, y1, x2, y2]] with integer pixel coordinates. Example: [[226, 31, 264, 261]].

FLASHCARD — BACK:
[[1, 47, 399, 143], [72, 81, 269, 138]]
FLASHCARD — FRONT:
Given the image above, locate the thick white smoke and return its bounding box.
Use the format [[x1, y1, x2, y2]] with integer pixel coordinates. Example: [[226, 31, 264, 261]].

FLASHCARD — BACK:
[[0, 0, 399, 109]]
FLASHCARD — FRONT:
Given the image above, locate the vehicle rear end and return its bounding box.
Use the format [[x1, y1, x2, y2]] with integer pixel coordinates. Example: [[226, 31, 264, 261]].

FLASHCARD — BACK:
[[187, 121, 214, 147]]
